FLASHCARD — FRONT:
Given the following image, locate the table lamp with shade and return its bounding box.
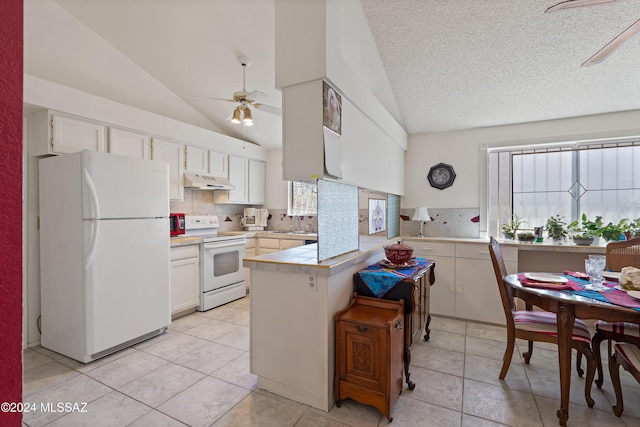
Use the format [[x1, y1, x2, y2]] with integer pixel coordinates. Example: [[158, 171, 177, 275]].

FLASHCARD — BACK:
[[412, 207, 431, 237]]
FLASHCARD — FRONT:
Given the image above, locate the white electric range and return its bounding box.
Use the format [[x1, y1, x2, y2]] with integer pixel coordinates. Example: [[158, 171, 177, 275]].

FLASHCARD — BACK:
[[184, 215, 247, 311]]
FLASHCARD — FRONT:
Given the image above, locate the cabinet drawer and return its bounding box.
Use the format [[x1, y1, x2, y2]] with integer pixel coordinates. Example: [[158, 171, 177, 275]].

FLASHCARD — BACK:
[[456, 242, 517, 262], [171, 245, 199, 261], [404, 241, 455, 257], [259, 238, 280, 249]]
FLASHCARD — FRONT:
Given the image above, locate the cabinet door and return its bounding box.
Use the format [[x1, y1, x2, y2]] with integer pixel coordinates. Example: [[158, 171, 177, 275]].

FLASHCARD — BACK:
[[428, 255, 455, 317], [209, 150, 228, 178], [454, 258, 505, 325], [340, 322, 387, 392], [228, 155, 249, 203], [185, 145, 208, 174], [48, 113, 106, 155], [108, 127, 150, 159], [170, 256, 200, 314], [248, 159, 266, 204], [151, 138, 184, 201]]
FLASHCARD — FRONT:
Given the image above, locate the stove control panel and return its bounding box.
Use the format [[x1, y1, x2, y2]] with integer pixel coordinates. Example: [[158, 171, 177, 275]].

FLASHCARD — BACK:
[[184, 215, 219, 230]]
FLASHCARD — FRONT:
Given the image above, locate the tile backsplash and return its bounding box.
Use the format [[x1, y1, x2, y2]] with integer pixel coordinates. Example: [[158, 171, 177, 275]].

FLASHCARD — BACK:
[[171, 189, 479, 238], [400, 207, 480, 238]]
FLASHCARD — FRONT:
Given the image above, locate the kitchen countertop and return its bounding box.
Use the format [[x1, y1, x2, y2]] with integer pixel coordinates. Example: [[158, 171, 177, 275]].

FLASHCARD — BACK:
[[170, 230, 318, 247], [401, 236, 606, 253], [243, 234, 394, 277]]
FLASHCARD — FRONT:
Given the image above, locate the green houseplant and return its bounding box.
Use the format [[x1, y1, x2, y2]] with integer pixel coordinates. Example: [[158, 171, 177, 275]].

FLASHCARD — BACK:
[[629, 218, 640, 239], [545, 215, 568, 243], [601, 218, 629, 242], [501, 214, 525, 240], [568, 214, 603, 246]]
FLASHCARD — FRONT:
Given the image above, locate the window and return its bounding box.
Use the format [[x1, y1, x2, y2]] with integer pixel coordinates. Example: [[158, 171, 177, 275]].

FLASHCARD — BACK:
[[288, 181, 318, 216], [488, 141, 640, 235]]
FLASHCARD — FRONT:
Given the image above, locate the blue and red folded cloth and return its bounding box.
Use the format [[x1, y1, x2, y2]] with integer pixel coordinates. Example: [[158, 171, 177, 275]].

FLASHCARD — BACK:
[[519, 271, 640, 311], [357, 258, 429, 298]]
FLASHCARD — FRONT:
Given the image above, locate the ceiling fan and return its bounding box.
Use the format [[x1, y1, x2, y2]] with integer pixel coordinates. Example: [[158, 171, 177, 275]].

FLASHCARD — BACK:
[[195, 56, 281, 126], [545, 0, 640, 66]]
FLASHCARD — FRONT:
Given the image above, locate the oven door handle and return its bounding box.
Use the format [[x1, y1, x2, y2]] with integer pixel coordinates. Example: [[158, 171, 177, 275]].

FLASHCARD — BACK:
[[203, 241, 246, 250]]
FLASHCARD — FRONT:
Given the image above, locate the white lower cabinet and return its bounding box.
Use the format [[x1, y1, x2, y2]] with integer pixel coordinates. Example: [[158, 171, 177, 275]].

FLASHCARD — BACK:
[[257, 237, 280, 255], [170, 245, 200, 316], [280, 240, 303, 250], [405, 240, 518, 325]]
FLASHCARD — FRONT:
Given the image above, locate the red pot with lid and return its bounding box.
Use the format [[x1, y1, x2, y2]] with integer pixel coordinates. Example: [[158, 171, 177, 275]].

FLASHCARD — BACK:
[[383, 242, 414, 265]]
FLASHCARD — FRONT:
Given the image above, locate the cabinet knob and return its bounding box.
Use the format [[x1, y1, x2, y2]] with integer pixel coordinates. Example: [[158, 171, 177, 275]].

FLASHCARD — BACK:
[[395, 319, 403, 329], [356, 325, 369, 333]]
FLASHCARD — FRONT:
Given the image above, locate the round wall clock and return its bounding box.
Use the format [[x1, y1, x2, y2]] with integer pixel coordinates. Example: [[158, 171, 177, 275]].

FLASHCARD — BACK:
[[427, 163, 456, 190]]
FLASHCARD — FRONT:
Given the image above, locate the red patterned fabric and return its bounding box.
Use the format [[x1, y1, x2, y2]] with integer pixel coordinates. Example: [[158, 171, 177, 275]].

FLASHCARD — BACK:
[[595, 320, 640, 337], [514, 311, 591, 343], [615, 343, 640, 370]]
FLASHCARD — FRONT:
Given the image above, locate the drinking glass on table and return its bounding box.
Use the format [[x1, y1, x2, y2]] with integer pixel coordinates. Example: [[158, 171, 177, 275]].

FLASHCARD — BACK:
[[585, 258, 606, 291]]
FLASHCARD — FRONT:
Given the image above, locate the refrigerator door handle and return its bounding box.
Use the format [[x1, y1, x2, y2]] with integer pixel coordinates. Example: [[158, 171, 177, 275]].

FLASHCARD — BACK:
[[85, 219, 99, 270], [83, 168, 101, 219]]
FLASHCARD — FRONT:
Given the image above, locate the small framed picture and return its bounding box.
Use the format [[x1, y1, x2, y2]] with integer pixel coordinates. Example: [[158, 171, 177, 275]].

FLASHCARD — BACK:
[[368, 199, 386, 234], [323, 81, 342, 135]]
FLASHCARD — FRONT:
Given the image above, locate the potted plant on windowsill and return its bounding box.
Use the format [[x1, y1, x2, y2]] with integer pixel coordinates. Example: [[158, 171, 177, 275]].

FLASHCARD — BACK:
[[568, 214, 602, 246], [629, 218, 640, 239], [545, 215, 568, 244], [517, 231, 536, 243], [601, 218, 630, 242], [501, 214, 525, 240]]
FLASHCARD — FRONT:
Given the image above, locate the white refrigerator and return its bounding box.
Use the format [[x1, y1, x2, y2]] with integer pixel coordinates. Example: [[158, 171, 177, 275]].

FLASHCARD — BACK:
[[39, 150, 171, 363]]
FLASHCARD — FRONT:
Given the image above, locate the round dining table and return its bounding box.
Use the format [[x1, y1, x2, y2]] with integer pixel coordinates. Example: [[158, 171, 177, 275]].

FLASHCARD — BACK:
[[504, 273, 640, 426]]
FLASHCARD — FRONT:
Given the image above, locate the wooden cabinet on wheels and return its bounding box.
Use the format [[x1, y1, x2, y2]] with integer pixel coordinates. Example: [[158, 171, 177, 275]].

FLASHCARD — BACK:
[[335, 295, 405, 422]]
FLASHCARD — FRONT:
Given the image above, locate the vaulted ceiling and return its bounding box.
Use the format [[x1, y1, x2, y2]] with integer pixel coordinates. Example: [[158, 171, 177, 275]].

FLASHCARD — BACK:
[[24, 0, 640, 150]]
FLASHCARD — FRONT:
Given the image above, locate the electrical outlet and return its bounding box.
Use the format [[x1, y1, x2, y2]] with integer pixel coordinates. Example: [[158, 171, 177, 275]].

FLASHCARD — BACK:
[[308, 275, 317, 291]]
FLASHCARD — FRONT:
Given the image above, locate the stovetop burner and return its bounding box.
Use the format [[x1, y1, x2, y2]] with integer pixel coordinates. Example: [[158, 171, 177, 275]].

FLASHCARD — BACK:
[[183, 215, 245, 243]]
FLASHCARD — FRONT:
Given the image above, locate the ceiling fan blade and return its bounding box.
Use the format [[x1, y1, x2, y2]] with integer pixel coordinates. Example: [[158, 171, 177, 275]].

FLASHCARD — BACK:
[[246, 90, 267, 102], [545, 0, 618, 13], [194, 96, 235, 102], [253, 103, 282, 116], [581, 18, 640, 66]]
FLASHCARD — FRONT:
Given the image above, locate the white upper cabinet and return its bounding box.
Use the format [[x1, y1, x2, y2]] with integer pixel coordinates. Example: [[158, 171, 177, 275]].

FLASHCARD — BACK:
[[151, 137, 184, 201], [108, 127, 150, 160], [248, 159, 266, 205], [184, 145, 208, 174], [208, 150, 228, 178], [228, 155, 249, 203], [33, 111, 106, 156]]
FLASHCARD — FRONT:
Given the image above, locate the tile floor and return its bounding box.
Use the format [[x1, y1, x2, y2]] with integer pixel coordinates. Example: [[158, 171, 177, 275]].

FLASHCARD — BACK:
[[22, 296, 640, 426]]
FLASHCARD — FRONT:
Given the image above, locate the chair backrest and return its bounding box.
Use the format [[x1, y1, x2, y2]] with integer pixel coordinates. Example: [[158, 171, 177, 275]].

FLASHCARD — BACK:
[[488, 237, 516, 326], [606, 238, 640, 271]]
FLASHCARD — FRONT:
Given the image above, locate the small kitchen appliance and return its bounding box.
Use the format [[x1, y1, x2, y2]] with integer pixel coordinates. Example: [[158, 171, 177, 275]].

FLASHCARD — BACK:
[[170, 212, 185, 236], [242, 208, 268, 231]]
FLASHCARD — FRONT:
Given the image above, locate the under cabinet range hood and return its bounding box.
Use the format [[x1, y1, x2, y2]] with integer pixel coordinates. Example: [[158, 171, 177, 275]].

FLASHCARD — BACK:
[[183, 172, 235, 190]]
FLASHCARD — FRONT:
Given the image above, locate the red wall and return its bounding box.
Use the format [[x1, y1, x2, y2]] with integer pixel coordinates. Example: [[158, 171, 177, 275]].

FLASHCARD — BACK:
[[0, 0, 24, 426]]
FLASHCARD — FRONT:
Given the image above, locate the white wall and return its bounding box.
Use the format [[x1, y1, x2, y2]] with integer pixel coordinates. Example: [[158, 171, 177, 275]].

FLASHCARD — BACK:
[[404, 109, 640, 218]]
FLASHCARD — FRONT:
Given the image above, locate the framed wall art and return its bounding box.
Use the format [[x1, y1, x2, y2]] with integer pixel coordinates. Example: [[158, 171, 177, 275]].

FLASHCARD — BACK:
[[368, 198, 386, 234], [427, 163, 456, 190], [323, 81, 342, 135]]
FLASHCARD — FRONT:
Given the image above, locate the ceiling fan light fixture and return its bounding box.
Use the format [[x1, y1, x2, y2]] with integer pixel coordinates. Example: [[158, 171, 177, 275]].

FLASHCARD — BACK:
[[231, 107, 242, 124], [242, 107, 254, 126]]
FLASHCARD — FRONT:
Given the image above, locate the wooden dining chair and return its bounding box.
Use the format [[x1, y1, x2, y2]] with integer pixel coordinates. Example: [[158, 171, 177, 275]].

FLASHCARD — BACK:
[[488, 237, 596, 406], [609, 342, 640, 416], [591, 237, 640, 388]]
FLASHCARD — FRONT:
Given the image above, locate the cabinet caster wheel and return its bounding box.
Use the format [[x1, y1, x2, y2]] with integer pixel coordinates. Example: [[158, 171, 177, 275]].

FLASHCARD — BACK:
[[387, 416, 393, 422], [336, 400, 341, 408], [408, 381, 415, 391]]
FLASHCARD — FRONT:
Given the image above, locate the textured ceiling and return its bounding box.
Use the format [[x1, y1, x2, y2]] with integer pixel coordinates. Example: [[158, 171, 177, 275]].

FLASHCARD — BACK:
[[24, 1, 640, 149], [362, 0, 640, 134]]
